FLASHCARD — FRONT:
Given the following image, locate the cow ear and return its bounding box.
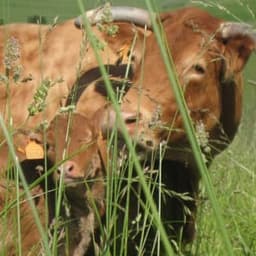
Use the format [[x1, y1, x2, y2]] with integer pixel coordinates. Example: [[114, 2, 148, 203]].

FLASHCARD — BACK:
[[103, 24, 150, 69], [218, 22, 256, 76]]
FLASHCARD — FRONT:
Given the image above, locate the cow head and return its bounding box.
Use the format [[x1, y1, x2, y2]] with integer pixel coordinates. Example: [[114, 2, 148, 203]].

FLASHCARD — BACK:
[[102, 7, 256, 160], [46, 112, 103, 190]]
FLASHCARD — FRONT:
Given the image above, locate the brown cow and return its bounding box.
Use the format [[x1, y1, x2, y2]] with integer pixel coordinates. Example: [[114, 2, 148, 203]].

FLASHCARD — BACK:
[[45, 112, 106, 256], [94, 6, 256, 251]]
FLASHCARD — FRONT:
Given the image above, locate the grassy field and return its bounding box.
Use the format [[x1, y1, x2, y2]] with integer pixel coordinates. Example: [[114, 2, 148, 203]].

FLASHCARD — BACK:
[[1, 0, 256, 255]]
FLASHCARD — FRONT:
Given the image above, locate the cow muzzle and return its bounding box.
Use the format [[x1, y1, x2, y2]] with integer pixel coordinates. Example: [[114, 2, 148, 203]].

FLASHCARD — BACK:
[[101, 107, 161, 152], [57, 160, 84, 185]]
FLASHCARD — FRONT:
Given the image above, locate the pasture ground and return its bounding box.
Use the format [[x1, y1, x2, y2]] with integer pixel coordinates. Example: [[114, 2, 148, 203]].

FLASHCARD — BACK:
[[1, 0, 256, 255]]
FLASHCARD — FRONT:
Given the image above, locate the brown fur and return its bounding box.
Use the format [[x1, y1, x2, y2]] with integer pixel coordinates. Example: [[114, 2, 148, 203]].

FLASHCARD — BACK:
[[0, 19, 146, 139], [100, 7, 255, 251], [0, 182, 46, 255], [0, 165, 55, 256]]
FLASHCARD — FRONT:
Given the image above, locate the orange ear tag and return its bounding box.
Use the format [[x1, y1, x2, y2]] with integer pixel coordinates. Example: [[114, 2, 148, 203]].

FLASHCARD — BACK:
[[25, 140, 44, 159]]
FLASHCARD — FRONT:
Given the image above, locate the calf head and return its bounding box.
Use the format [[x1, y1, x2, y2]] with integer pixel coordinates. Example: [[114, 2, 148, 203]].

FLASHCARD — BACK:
[[46, 113, 103, 188], [109, 7, 256, 161], [46, 112, 106, 254]]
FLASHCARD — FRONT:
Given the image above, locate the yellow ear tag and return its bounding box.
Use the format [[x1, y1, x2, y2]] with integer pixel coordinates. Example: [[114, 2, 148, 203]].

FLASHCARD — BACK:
[[25, 140, 44, 159]]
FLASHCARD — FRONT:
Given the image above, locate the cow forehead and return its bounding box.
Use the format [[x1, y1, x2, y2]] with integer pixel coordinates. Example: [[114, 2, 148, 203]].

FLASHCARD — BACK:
[[163, 7, 222, 33], [161, 8, 222, 57], [47, 114, 96, 146], [47, 121, 98, 165], [171, 28, 220, 60]]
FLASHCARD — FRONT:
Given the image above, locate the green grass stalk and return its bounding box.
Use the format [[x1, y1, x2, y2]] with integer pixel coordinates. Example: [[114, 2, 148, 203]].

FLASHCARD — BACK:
[[15, 165, 22, 256]]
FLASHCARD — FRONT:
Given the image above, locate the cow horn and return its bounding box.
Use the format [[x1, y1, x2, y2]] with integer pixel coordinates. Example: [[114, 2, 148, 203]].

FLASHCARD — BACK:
[[75, 6, 152, 29], [219, 22, 256, 47]]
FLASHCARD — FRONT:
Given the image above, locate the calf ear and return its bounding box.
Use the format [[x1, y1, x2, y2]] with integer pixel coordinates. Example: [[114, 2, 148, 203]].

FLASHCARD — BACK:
[[11, 129, 45, 162], [218, 22, 256, 76]]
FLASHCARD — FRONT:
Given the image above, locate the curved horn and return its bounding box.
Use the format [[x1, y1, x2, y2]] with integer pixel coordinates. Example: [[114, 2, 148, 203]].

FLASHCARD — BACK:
[[218, 22, 256, 75], [75, 6, 152, 29], [219, 22, 256, 48]]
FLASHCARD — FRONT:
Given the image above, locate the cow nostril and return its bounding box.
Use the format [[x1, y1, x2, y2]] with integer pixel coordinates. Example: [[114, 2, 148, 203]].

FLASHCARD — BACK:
[[66, 163, 74, 173], [57, 167, 61, 175], [57, 161, 75, 175], [145, 140, 154, 148]]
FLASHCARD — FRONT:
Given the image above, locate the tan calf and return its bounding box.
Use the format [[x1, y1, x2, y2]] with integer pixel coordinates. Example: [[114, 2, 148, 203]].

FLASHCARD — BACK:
[[46, 112, 106, 256]]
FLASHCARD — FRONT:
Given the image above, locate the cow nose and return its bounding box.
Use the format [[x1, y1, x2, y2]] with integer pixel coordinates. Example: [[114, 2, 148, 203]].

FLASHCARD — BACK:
[[57, 160, 76, 175], [64, 161, 75, 173]]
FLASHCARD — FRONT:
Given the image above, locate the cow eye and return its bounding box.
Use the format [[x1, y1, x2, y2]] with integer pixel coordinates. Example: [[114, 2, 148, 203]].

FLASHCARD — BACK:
[[193, 64, 205, 74]]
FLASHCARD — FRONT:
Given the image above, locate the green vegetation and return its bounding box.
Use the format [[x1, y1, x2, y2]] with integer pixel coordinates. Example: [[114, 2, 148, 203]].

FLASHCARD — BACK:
[[0, 0, 168, 23], [1, 0, 256, 255], [1, 0, 256, 23]]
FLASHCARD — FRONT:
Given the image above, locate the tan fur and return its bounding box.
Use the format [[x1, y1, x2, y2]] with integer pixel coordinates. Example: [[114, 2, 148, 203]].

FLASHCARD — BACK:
[[0, 181, 47, 255], [99, 7, 255, 247], [0, 20, 146, 136]]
